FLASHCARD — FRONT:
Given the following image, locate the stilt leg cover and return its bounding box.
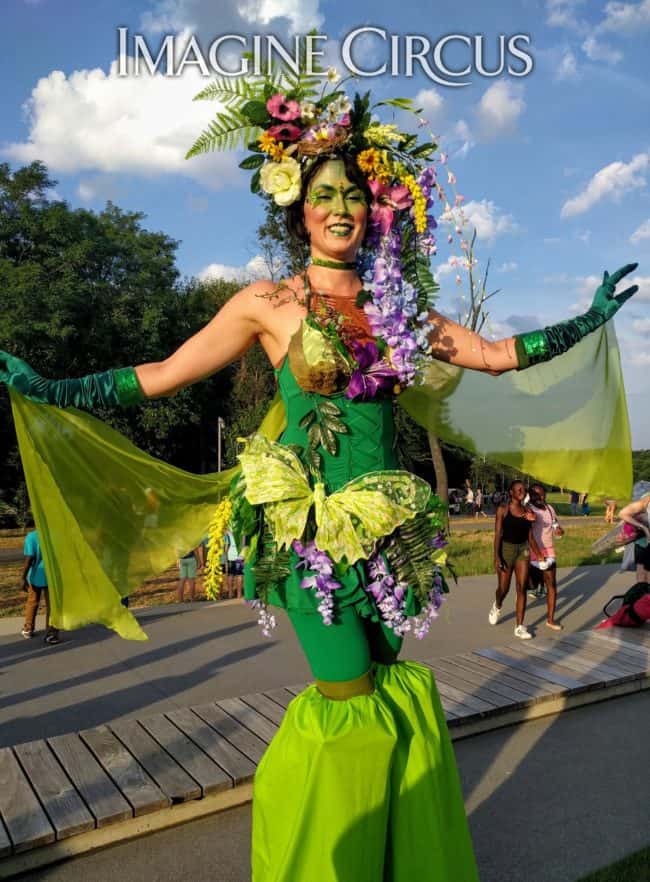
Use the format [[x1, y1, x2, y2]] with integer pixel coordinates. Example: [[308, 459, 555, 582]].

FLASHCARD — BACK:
[[252, 683, 398, 882], [375, 661, 480, 882]]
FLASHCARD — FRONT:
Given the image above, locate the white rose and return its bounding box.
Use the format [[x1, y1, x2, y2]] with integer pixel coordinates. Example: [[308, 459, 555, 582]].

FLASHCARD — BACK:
[[260, 158, 302, 206]]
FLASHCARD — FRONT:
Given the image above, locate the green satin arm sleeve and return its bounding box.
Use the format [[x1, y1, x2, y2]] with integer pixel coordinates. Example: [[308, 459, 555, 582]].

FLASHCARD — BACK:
[[514, 308, 605, 369], [45, 367, 144, 408], [0, 350, 144, 409], [514, 262, 639, 370]]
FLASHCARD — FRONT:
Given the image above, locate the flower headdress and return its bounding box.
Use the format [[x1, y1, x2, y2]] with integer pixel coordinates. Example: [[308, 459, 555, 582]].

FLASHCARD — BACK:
[[187, 58, 441, 392]]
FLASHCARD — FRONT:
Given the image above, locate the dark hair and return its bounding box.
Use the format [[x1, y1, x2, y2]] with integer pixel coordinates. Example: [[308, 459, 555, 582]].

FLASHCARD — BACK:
[[284, 153, 373, 246]]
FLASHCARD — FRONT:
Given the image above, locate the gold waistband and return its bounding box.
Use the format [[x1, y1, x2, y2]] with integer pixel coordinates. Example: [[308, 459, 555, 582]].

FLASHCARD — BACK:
[[315, 669, 375, 700]]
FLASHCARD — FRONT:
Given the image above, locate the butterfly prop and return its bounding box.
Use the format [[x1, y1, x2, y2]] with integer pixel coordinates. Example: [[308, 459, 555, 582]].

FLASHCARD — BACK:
[[238, 433, 431, 564]]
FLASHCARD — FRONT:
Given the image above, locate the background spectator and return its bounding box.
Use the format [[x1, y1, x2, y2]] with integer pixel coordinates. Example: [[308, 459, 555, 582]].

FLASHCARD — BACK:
[[21, 530, 59, 644]]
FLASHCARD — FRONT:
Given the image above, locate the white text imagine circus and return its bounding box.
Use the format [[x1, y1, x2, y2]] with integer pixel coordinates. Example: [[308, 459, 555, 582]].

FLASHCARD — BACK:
[[116, 28, 534, 87]]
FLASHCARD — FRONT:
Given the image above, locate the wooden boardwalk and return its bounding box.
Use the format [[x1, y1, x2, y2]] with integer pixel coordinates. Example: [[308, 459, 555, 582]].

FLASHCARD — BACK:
[[1, 627, 648, 877]]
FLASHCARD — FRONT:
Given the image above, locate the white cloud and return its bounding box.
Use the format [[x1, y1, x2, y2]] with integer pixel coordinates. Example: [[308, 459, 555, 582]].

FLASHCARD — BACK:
[[198, 254, 272, 282], [632, 317, 650, 332], [3, 57, 239, 186], [556, 49, 579, 80], [457, 199, 519, 244], [560, 152, 649, 217], [581, 35, 623, 65], [629, 351, 650, 365], [576, 229, 592, 243], [630, 218, 650, 243], [77, 176, 124, 203], [142, 0, 322, 37], [413, 88, 445, 124], [475, 82, 526, 139], [599, 0, 650, 34], [546, 0, 587, 31], [497, 261, 518, 273]]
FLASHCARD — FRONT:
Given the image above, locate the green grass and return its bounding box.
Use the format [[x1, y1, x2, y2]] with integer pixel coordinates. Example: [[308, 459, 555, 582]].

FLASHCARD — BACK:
[[576, 846, 650, 881], [546, 492, 606, 517]]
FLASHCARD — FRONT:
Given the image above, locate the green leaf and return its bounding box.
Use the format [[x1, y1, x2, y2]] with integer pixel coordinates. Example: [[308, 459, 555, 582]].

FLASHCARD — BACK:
[[241, 100, 270, 126], [375, 97, 416, 111], [307, 422, 322, 450], [318, 401, 341, 417], [410, 142, 438, 158], [239, 154, 265, 170], [355, 289, 372, 308], [320, 425, 338, 456], [323, 416, 348, 435], [299, 410, 316, 429], [250, 169, 261, 194]]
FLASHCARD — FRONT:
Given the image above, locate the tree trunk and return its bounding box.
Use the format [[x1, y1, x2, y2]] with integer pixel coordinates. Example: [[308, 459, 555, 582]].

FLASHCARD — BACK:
[[428, 432, 448, 503]]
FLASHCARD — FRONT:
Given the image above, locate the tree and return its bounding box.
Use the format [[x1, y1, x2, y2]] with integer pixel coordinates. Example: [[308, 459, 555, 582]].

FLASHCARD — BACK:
[[0, 162, 243, 503]]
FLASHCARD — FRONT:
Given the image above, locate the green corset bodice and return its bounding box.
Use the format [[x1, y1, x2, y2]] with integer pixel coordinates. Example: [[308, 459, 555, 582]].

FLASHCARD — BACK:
[[276, 357, 399, 491]]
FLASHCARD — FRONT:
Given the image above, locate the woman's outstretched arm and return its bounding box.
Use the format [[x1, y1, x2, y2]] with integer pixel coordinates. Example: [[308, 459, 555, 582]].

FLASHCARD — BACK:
[[427, 263, 639, 375], [136, 282, 268, 397]]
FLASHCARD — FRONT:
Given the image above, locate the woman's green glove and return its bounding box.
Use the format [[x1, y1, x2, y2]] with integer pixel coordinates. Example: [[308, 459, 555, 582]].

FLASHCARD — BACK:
[[0, 351, 144, 408], [515, 262, 639, 369]]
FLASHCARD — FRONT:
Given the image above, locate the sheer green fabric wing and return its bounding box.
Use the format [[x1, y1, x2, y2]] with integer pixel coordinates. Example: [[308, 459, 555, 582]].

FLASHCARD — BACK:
[[399, 323, 632, 500], [9, 390, 287, 640]]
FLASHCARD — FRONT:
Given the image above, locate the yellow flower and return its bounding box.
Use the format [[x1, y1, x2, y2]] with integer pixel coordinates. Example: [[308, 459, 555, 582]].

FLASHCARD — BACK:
[[357, 148, 392, 184], [258, 132, 277, 154], [364, 123, 405, 147], [401, 174, 428, 233], [260, 157, 302, 206], [204, 497, 233, 600]]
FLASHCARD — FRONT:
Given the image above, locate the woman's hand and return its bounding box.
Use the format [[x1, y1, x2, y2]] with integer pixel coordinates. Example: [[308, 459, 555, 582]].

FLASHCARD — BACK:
[[0, 351, 49, 402]]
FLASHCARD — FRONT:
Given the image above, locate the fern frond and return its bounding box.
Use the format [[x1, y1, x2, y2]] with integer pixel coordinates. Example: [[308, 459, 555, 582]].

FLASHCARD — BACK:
[[193, 76, 266, 107], [185, 109, 261, 158]]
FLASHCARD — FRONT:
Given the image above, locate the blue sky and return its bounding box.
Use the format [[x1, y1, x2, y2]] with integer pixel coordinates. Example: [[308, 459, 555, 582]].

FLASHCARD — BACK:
[[2, 0, 649, 445]]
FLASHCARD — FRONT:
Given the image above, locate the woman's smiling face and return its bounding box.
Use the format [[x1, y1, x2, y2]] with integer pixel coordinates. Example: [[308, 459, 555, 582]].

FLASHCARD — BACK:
[[303, 159, 368, 261]]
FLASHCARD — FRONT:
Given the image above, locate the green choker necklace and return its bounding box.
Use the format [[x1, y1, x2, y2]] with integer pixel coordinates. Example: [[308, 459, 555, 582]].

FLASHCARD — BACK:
[[311, 257, 357, 271]]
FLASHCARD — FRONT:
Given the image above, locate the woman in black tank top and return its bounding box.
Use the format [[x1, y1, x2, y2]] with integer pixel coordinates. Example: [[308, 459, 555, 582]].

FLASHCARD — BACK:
[[488, 481, 543, 639]]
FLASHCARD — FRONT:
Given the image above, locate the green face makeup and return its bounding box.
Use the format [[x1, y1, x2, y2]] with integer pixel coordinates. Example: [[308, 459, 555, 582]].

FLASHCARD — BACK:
[[306, 161, 367, 214]]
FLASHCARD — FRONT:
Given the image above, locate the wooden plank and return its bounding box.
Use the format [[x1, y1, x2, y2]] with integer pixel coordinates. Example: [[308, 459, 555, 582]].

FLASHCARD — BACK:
[[439, 654, 539, 703], [591, 631, 650, 660], [13, 740, 94, 840], [262, 688, 295, 709], [217, 697, 279, 744], [240, 692, 287, 726], [166, 708, 248, 787], [459, 652, 557, 697], [431, 659, 529, 708], [428, 675, 496, 714], [0, 816, 11, 858], [110, 719, 201, 804], [139, 714, 230, 797], [475, 647, 585, 690], [81, 726, 169, 817], [606, 627, 650, 647], [48, 734, 132, 828], [557, 634, 647, 674], [573, 630, 650, 664], [0, 747, 55, 853], [511, 641, 628, 684], [192, 702, 268, 766], [284, 683, 309, 696]]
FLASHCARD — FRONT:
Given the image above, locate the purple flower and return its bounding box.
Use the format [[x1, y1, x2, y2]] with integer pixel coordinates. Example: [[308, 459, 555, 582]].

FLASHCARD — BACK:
[[431, 531, 448, 550], [346, 341, 400, 400], [292, 540, 340, 626]]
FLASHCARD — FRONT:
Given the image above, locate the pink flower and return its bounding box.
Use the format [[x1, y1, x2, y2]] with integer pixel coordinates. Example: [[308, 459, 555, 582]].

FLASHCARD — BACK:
[[266, 94, 301, 121], [368, 181, 413, 235], [267, 123, 302, 142], [339, 113, 351, 127]]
